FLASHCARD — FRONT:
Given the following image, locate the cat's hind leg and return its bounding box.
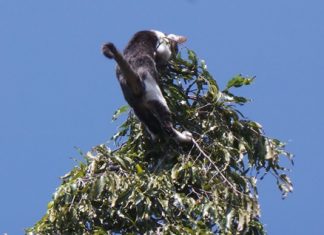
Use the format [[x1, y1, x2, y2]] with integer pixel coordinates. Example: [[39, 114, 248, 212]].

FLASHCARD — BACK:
[[133, 107, 163, 142], [147, 100, 192, 143]]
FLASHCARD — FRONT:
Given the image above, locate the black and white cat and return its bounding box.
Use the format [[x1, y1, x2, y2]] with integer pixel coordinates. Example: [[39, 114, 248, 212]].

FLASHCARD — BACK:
[[102, 30, 192, 143]]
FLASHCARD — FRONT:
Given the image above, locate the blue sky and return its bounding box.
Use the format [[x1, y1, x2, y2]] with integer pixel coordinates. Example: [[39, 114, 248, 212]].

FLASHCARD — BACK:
[[1, 0, 323, 234]]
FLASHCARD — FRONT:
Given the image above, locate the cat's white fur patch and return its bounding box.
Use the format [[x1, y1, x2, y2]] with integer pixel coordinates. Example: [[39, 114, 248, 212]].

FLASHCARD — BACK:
[[140, 68, 168, 106], [151, 30, 172, 62], [151, 30, 187, 63]]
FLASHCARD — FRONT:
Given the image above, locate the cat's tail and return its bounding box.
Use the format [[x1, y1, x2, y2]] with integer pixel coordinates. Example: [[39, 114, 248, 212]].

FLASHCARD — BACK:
[[102, 42, 143, 96]]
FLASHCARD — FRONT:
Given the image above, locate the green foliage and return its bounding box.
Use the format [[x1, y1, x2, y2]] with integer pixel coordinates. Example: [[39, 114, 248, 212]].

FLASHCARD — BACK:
[[27, 49, 293, 235]]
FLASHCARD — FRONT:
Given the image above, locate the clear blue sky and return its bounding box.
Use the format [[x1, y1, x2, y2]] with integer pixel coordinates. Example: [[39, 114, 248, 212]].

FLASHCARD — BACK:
[[1, 0, 323, 234]]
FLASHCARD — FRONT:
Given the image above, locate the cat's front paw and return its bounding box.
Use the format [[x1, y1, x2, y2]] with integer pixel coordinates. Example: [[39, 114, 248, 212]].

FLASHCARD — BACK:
[[181, 131, 193, 143]]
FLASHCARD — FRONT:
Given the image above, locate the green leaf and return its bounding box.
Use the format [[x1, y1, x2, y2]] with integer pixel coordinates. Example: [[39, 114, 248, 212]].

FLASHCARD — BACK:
[[135, 164, 143, 174], [188, 49, 197, 62], [225, 74, 255, 90], [94, 228, 108, 235], [112, 105, 129, 121]]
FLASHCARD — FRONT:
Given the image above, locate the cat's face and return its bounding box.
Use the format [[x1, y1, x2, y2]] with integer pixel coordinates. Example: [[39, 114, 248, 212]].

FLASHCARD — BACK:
[[151, 30, 187, 63]]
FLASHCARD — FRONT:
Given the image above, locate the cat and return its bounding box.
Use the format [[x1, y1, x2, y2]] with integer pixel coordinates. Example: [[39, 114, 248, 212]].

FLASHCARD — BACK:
[[102, 30, 192, 143]]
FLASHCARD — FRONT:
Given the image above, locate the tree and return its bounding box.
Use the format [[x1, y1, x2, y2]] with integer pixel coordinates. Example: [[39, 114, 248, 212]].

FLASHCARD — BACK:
[[27, 49, 293, 234]]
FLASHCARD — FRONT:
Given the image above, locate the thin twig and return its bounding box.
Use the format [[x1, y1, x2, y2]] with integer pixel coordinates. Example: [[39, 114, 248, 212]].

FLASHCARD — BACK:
[[69, 195, 76, 211], [192, 138, 244, 196]]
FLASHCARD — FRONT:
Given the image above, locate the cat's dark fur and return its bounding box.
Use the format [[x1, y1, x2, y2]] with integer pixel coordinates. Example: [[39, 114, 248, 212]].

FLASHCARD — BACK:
[[102, 30, 192, 143]]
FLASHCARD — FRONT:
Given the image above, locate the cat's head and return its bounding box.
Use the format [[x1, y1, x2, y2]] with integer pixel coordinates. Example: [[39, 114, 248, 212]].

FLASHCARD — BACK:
[[151, 30, 187, 64]]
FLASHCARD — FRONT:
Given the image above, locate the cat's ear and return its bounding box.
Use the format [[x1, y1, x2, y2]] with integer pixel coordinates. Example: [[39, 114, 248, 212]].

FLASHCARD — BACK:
[[167, 34, 187, 44]]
